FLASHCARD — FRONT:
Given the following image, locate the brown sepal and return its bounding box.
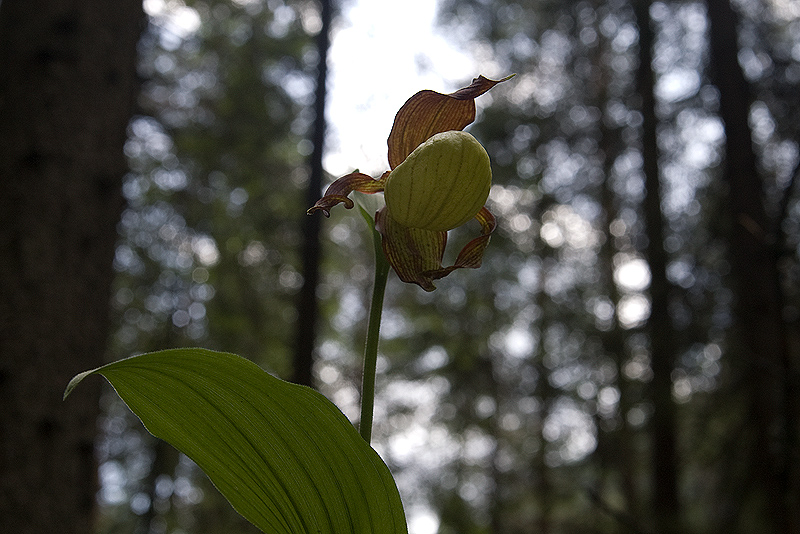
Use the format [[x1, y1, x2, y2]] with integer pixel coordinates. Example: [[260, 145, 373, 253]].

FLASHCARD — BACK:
[[387, 74, 515, 169], [375, 205, 497, 292], [307, 171, 389, 217]]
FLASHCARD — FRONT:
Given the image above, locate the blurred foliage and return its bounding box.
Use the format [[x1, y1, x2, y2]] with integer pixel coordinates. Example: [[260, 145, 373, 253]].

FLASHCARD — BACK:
[[113, 0, 317, 371], [99, 0, 800, 533], [100, 0, 321, 531], [380, 0, 800, 532]]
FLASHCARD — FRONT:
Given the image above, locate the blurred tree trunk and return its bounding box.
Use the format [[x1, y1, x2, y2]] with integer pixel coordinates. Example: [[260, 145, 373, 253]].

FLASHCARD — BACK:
[[0, 1, 142, 533], [634, 1, 681, 532], [293, 0, 333, 388], [533, 267, 555, 534], [706, 0, 795, 531], [592, 5, 642, 525]]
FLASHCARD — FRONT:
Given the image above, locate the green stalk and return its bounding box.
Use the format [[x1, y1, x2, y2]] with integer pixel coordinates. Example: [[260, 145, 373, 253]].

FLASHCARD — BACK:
[[357, 206, 390, 443]]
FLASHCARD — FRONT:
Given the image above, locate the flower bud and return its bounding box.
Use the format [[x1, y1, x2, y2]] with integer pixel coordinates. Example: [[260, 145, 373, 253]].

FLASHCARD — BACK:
[[384, 130, 492, 232]]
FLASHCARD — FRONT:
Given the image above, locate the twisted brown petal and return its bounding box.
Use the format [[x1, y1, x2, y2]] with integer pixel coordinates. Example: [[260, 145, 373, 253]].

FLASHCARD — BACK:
[[375, 207, 447, 292], [422, 206, 496, 281], [307, 171, 389, 217], [375, 205, 497, 292], [387, 74, 515, 169]]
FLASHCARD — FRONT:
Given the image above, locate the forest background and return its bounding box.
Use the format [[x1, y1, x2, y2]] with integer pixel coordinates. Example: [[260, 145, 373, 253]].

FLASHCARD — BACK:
[[1, 0, 799, 533]]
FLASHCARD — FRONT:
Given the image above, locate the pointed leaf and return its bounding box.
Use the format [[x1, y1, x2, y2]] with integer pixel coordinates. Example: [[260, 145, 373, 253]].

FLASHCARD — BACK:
[[65, 348, 407, 534]]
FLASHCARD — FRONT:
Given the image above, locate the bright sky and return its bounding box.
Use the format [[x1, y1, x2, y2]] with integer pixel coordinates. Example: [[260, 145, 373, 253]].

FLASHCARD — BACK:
[[324, 0, 479, 177], [143, 0, 486, 178], [326, 5, 477, 532]]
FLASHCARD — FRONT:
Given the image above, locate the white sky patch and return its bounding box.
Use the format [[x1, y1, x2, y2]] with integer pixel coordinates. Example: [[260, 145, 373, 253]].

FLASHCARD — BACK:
[[143, 0, 483, 179], [504, 327, 535, 359], [144, 0, 202, 48], [192, 235, 220, 266], [614, 257, 651, 292], [618, 293, 651, 328], [325, 0, 478, 177], [656, 68, 701, 103], [407, 508, 440, 534]]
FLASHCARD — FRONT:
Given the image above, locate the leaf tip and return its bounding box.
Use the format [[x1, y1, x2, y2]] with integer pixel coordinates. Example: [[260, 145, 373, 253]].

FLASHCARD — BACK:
[[63, 369, 97, 400]]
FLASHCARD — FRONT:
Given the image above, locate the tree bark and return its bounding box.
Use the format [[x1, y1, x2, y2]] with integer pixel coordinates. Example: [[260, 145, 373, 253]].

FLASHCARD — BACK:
[[634, 2, 682, 533], [0, 1, 142, 533], [293, 0, 333, 388], [705, 0, 795, 531]]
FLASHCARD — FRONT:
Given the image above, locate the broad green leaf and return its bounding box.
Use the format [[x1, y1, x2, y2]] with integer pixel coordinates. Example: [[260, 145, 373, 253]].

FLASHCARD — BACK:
[[65, 348, 407, 533]]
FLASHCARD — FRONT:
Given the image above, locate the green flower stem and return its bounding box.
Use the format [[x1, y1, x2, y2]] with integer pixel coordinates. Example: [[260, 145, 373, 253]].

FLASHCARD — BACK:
[[358, 206, 390, 443]]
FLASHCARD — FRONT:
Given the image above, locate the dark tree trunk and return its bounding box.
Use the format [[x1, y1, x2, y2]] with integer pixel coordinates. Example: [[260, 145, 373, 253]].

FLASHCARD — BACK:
[[0, 1, 142, 533], [706, 0, 796, 531], [592, 7, 643, 526], [293, 0, 333, 388], [634, 1, 681, 532]]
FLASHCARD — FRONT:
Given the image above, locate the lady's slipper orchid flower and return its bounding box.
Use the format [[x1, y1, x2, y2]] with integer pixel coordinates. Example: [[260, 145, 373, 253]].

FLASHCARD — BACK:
[[308, 74, 513, 291]]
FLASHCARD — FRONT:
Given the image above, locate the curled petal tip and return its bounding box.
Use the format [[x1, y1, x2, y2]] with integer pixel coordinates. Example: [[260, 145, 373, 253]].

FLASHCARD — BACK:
[[307, 172, 387, 218], [449, 73, 516, 100], [307, 195, 353, 217], [306, 206, 331, 217]]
